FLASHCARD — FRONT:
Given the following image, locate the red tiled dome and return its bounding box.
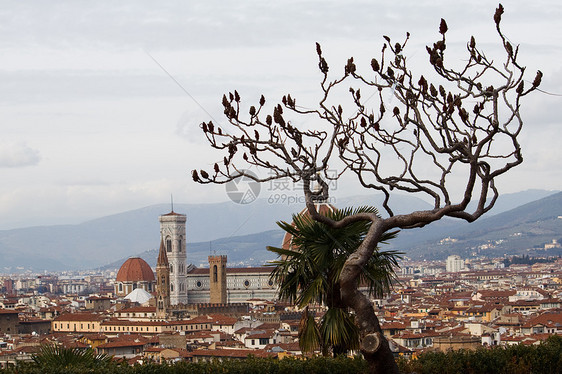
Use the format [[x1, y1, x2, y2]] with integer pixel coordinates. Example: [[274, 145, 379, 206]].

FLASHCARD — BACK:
[[282, 203, 337, 250], [116, 257, 155, 282]]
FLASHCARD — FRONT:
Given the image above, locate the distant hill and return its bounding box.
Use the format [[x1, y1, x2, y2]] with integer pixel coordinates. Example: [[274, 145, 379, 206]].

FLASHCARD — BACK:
[[0, 189, 558, 272], [101, 229, 285, 271], [465, 189, 558, 216], [394, 191, 562, 259], [0, 192, 432, 272]]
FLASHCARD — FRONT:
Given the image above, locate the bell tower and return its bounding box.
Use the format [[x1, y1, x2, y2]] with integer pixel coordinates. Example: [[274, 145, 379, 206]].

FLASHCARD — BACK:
[[156, 239, 170, 320], [159, 211, 188, 305], [209, 255, 227, 304]]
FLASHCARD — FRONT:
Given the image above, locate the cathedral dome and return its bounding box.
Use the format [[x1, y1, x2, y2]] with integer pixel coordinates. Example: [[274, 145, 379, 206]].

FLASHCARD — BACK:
[[116, 257, 155, 283]]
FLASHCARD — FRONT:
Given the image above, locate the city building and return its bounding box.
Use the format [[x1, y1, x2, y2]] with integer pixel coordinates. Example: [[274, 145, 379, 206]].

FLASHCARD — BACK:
[[446, 255, 465, 272]]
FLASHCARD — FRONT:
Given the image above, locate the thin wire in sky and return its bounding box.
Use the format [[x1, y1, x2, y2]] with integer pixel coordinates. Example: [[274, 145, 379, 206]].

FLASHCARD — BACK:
[[144, 50, 219, 123]]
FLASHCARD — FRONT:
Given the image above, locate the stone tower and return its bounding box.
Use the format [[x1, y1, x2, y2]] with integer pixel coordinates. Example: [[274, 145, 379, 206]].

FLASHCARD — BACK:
[[159, 211, 187, 305], [156, 239, 170, 319], [209, 255, 227, 304]]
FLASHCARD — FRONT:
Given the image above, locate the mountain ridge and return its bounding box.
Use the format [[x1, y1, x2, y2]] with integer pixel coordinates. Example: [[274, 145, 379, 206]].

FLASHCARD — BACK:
[[396, 191, 562, 259], [0, 189, 558, 272]]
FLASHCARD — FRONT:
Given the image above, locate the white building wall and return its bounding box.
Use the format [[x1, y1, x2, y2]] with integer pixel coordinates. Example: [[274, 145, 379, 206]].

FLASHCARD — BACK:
[[446, 255, 465, 272], [185, 271, 278, 303]]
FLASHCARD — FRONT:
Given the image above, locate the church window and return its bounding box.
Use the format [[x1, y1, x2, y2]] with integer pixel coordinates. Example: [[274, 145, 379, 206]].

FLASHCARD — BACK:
[[196, 281, 202, 288], [244, 279, 250, 288], [179, 237, 183, 252], [133, 282, 137, 290], [166, 237, 172, 252], [170, 265, 173, 274], [213, 265, 218, 282], [118, 283, 123, 292], [170, 283, 174, 292]]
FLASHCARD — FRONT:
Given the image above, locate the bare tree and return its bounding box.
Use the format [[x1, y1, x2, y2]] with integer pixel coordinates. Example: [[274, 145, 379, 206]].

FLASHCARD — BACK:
[[192, 5, 541, 373]]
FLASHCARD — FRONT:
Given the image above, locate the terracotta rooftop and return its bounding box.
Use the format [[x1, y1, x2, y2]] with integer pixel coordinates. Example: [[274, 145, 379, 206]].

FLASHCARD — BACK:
[[53, 312, 106, 322], [161, 211, 185, 217], [522, 311, 562, 328], [116, 306, 156, 314], [209, 314, 238, 325], [0, 309, 19, 315], [97, 339, 147, 349]]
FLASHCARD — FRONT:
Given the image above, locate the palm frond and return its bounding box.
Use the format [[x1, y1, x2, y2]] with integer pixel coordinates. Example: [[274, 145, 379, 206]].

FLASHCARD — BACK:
[[298, 307, 321, 354], [320, 307, 360, 352], [33, 344, 112, 368]]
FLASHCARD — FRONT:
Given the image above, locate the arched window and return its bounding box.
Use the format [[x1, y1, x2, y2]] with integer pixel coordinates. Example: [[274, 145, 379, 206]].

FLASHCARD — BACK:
[[213, 265, 218, 282], [166, 237, 172, 252], [118, 283, 123, 292], [178, 237, 183, 252], [170, 283, 174, 292]]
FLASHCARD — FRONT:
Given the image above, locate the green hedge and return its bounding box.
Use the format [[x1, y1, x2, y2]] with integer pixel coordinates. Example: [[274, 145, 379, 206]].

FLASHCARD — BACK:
[[0, 356, 368, 374], [397, 335, 562, 374], [3, 336, 560, 374]]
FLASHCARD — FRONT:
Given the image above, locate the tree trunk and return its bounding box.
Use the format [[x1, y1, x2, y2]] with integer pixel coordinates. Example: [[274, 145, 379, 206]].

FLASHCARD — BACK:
[[361, 327, 399, 374], [340, 223, 400, 374], [348, 287, 398, 373]]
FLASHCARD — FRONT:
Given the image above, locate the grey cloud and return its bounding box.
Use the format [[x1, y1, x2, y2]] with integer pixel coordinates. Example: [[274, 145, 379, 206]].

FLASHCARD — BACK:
[[0, 0, 511, 52], [0, 142, 41, 168]]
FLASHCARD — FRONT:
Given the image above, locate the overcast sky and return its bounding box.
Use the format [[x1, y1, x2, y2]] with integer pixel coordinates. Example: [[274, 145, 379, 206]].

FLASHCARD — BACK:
[[0, 0, 560, 229]]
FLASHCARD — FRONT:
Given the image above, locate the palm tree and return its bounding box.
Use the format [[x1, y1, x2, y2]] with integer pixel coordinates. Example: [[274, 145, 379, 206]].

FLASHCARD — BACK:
[[268, 206, 400, 356], [32, 344, 113, 370]]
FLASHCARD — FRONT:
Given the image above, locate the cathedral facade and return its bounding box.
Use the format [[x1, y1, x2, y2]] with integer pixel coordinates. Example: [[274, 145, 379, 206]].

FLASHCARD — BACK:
[[155, 210, 276, 313]]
